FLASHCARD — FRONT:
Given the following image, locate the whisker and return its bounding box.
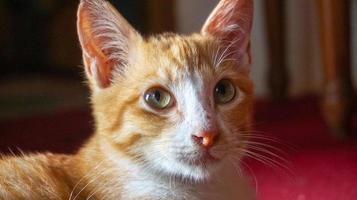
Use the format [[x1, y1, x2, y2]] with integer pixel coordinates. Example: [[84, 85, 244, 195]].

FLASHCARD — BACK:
[[68, 160, 105, 200], [243, 144, 290, 166], [238, 148, 293, 176], [240, 160, 259, 197], [240, 140, 288, 155]]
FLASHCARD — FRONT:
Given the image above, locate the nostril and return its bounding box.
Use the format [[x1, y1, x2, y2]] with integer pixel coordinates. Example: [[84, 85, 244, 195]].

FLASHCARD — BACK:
[[192, 131, 217, 148], [192, 135, 204, 145]]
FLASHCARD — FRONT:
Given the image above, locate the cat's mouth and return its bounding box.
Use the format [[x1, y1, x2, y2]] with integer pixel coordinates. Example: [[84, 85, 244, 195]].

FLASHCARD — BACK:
[[196, 151, 219, 165], [182, 150, 220, 167]]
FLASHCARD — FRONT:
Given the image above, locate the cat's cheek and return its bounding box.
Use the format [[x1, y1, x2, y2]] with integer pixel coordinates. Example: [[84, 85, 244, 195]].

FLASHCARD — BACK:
[[214, 118, 239, 154]]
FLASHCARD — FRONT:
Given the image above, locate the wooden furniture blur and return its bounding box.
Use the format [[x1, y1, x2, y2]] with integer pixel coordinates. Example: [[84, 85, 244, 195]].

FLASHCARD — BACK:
[[147, 0, 176, 33], [317, 0, 354, 137], [264, 0, 289, 102], [264, 0, 354, 137]]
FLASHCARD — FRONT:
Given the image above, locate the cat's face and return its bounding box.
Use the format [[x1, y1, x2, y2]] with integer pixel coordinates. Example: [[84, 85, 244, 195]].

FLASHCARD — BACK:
[[77, 0, 253, 182]]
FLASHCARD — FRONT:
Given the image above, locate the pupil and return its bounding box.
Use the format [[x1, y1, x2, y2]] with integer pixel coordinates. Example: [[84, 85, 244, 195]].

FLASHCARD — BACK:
[[218, 84, 226, 95], [154, 90, 161, 101]]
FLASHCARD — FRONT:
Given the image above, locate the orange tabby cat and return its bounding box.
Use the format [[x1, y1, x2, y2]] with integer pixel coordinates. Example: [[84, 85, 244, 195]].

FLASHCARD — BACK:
[[0, 0, 254, 199]]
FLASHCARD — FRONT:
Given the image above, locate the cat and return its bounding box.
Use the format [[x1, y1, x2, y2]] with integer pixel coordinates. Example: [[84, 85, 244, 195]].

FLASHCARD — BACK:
[[0, 0, 254, 199]]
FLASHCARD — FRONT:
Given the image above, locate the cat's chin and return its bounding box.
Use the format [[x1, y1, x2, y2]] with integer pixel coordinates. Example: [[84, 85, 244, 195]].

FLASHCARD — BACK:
[[168, 163, 216, 183], [162, 150, 224, 182], [168, 157, 222, 183]]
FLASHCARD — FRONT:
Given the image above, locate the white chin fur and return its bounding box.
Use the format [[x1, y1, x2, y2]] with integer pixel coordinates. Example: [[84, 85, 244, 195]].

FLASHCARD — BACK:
[[150, 155, 222, 183]]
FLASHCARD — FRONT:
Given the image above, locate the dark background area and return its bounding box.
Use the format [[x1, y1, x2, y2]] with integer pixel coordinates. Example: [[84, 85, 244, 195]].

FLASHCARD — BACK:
[[0, 0, 154, 77]]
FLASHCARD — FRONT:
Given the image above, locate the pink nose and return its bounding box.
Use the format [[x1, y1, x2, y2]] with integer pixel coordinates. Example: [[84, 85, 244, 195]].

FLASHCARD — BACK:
[[192, 131, 218, 148]]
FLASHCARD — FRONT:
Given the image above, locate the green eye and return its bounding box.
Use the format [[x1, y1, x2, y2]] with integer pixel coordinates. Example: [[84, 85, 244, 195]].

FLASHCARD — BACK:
[[144, 87, 173, 110], [214, 79, 236, 104]]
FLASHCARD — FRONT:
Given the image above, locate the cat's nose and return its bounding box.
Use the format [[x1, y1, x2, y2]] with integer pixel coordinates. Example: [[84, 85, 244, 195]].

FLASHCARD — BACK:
[[192, 131, 218, 149]]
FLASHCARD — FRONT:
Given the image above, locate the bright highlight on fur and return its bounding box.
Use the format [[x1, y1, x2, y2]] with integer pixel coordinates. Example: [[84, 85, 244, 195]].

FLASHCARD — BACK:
[[0, 0, 256, 199]]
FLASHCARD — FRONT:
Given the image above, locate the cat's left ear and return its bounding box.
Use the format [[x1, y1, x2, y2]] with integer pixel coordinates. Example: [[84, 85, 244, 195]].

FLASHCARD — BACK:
[[201, 0, 253, 72], [77, 0, 141, 90]]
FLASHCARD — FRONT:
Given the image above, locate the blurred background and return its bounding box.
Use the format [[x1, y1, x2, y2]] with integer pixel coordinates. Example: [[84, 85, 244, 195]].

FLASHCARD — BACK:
[[0, 0, 356, 199]]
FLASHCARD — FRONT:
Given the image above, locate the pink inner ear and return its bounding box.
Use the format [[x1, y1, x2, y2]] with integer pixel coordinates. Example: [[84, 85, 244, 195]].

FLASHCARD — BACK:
[[78, 6, 113, 88]]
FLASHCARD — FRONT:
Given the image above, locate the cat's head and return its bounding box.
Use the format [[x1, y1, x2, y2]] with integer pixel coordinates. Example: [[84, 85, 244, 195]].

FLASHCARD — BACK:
[[77, 0, 253, 182]]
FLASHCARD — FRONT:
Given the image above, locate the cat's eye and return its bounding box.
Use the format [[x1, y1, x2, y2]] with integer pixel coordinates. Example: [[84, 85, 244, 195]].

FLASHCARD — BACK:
[[214, 79, 236, 104], [144, 87, 173, 110]]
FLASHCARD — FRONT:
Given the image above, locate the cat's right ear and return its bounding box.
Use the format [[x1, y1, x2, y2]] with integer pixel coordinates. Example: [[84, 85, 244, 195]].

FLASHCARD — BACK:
[[201, 0, 253, 73], [77, 0, 141, 90]]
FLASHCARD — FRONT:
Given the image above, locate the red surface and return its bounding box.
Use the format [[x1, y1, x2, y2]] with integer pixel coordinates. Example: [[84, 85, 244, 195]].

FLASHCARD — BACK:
[[247, 98, 357, 200], [0, 97, 356, 199], [249, 148, 357, 200]]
